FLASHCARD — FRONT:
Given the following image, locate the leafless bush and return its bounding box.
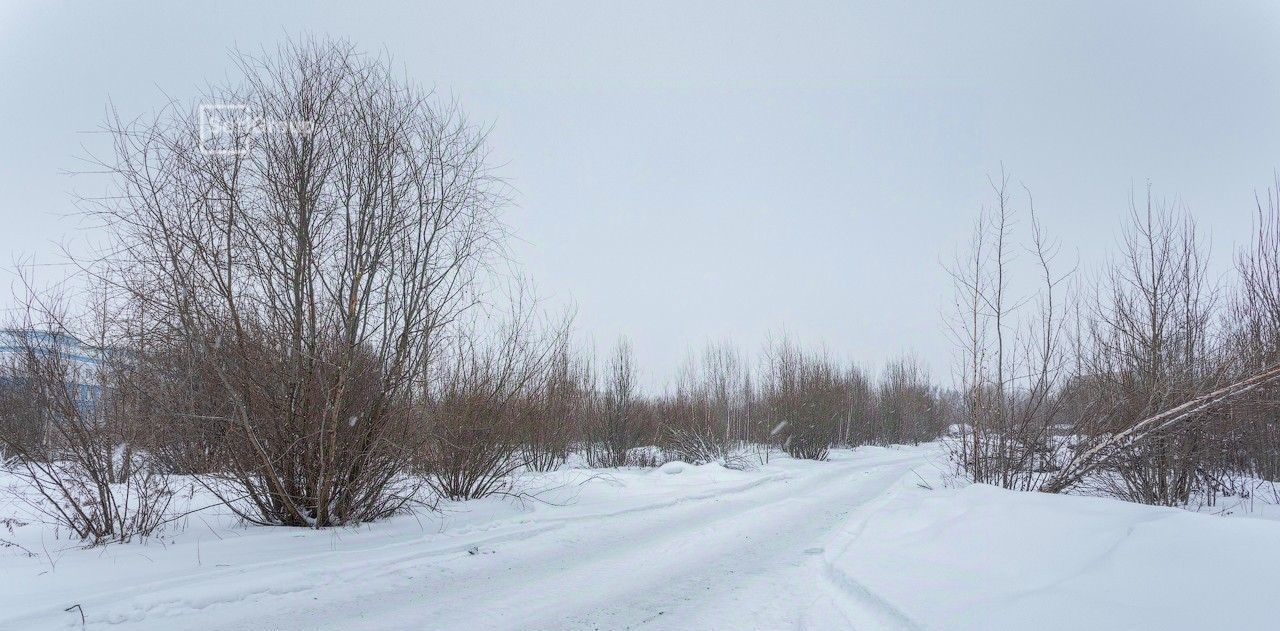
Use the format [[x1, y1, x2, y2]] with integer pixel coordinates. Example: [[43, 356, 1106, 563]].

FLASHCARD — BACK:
[[874, 355, 944, 445], [420, 303, 563, 500], [0, 302, 172, 545], [760, 339, 846, 460], [517, 342, 592, 472], [585, 338, 652, 467], [663, 426, 751, 470], [420, 346, 524, 500], [603, 443, 659, 468], [82, 36, 503, 526], [659, 342, 756, 468]]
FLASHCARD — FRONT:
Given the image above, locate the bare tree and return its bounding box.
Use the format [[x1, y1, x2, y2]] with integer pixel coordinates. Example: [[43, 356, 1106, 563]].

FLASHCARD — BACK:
[[1228, 179, 1280, 481], [1059, 192, 1225, 504], [1236, 178, 1280, 368], [1044, 184, 1280, 496], [838, 364, 873, 447], [947, 173, 1073, 490]]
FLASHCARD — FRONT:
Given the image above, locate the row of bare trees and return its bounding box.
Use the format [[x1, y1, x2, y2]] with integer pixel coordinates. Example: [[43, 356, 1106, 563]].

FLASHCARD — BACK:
[[950, 173, 1280, 506], [659, 340, 944, 466], [411, 327, 951, 501], [1, 297, 950, 542]]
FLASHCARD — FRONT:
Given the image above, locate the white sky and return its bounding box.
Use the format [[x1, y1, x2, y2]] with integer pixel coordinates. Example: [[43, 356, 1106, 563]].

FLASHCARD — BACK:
[[2, 1, 1279, 389]]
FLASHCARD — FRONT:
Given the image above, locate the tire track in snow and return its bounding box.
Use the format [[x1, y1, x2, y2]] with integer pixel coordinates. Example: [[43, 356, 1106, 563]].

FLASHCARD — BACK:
[[813, 467, 928, 631]]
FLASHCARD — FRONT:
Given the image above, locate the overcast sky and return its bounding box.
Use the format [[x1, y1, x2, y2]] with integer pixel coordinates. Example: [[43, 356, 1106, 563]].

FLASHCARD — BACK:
[[2, 1, 1279, 389]]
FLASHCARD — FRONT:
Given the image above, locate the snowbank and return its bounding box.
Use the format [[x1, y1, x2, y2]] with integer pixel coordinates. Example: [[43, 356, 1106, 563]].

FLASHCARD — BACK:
[[829, 481, 1280, 630]]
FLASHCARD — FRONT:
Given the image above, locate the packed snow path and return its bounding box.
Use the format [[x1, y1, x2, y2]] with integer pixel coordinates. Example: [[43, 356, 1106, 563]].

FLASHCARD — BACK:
[[243, 451, 926, 631], [0, 449, 927, 630]]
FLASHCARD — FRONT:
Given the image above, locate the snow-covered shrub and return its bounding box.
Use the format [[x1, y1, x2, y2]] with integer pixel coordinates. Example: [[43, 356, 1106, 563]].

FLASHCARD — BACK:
[[664, 427, 752, 470]]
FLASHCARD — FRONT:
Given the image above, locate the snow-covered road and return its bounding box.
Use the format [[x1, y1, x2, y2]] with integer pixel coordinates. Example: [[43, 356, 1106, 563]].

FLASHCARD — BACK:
[[225, 450, 926, 631], [5, 444, 1280, 630], [0, 448, 929, 630]]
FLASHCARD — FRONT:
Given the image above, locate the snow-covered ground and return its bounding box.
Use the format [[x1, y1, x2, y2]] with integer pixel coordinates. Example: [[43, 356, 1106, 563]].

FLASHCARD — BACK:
[[2, 444, 1279, 630]]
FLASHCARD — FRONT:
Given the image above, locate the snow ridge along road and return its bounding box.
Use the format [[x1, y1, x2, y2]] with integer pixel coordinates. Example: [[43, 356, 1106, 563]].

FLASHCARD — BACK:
[[0, 448, 930, 630]]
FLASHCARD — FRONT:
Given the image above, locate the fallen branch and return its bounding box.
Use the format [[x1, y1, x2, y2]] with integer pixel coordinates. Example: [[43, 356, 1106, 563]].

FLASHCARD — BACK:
[[1040, 363, 1280, 494]]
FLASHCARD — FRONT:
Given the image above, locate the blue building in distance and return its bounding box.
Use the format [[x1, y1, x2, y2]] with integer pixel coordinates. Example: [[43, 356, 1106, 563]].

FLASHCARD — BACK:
[[0, 329, 103, 416]]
